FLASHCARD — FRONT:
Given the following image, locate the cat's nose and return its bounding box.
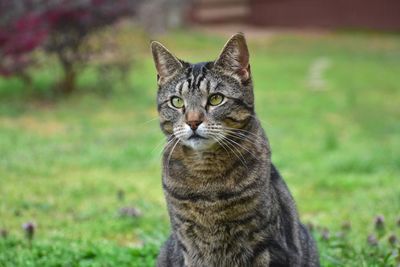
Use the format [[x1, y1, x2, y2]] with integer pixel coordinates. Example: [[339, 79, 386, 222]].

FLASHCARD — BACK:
[[186, 111, 204, 131], [187, 120, 202, 131]]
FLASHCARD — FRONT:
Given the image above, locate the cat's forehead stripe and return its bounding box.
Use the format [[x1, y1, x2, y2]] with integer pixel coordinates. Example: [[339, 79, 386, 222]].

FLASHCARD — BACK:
[[175, 81, 183, 95], [199, 79, 209, 94], [182, 64, 209, 93], [195, 73, 204, 91], [181, 80, 190, 95]]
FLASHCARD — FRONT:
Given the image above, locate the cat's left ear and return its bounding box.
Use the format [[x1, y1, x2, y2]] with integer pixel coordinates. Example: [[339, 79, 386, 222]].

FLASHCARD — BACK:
[[214, 32, 250, 82], [151, 41, 183, 85]]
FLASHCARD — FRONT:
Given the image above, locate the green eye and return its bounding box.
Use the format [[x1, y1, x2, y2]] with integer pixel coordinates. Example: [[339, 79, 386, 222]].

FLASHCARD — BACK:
[[208, 94, 224, 106], [171, 96, 184, 108]]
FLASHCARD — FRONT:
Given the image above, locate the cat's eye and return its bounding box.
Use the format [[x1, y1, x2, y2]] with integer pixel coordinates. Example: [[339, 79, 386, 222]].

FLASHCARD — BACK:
[[171, 96, 184, 108], [208, 94, 224, 106]]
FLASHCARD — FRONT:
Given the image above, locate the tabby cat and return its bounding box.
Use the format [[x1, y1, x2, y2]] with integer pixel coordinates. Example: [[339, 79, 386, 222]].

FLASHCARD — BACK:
[[151, 33, 320, 267]]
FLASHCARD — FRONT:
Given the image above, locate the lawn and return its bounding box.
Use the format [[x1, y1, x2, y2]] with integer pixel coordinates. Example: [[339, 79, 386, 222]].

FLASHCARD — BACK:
[[0, 30, 399, 266]]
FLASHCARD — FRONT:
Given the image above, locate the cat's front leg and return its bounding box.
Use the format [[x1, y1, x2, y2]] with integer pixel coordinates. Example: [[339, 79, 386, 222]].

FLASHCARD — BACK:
[[157, 235, 186, 267], [252, 251, 271, 267]]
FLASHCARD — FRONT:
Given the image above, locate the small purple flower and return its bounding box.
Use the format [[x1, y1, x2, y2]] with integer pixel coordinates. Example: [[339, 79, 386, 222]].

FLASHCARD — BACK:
[[388, 234, 398, 246], [397, 217, 400, 227], [22, 222, 36, 241], [118, 207, 141, 218], [341, 221, 351, 231], [117, 189, 125, 202], [374, 215, 385, 230], [0, 229, 8, 238], [367, 234, 378, 246], [321, 228, 330, 241]]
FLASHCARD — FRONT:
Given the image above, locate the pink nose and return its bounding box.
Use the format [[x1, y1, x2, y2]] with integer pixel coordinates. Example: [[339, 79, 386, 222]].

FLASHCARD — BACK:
[[187, 120, 202, 131], [185, 111, 204, 131]]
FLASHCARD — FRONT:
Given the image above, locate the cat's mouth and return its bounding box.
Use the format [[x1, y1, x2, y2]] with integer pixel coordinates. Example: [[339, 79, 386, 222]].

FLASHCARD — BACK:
[[188, 133, 207, 140], [181, 132, 215, 150]]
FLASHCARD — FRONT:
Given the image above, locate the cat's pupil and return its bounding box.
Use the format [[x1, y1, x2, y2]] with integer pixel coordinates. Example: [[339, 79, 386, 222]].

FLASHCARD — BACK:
[[171, 96, 184, 108], [209, 94, 224, 106]]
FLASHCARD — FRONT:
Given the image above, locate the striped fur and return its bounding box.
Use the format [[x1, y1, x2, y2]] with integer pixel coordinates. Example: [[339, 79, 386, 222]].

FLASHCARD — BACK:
[[151, 33, 320, 267]]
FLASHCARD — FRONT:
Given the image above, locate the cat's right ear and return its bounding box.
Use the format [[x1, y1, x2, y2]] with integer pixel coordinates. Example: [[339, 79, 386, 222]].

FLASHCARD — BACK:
[[214, 33, 250, 82], [151, 41, 183, 85]]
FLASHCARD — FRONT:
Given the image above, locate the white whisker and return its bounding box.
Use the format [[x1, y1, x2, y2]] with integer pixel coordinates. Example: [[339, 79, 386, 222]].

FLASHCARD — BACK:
[[222, 126, 264, 140], [165, 138, 180, 177], [140, 117, 159, 126], [212, 132, 248, 169], [208, 128, 262, 149], [220, 134, 259, 159], [221, 130, 262, 147]]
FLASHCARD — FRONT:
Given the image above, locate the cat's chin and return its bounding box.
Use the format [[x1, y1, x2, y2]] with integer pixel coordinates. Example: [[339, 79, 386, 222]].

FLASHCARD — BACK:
[[181, 138, 217, 151]]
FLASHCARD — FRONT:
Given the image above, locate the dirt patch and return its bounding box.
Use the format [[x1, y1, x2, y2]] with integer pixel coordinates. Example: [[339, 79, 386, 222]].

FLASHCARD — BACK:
[[0, 116, 66, 136]]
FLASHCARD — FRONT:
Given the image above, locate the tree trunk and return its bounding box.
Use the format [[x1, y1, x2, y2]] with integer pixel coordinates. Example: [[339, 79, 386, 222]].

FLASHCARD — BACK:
[[60, 63, 76, 95], [18, 72, 33, 93]]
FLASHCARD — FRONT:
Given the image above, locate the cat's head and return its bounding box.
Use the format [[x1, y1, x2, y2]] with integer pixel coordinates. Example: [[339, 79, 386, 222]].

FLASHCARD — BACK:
[[151, 33, 254, 151]]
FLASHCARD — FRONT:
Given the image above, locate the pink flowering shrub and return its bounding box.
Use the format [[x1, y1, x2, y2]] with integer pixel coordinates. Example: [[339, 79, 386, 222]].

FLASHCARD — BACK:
[[0, 0, 139, 94]]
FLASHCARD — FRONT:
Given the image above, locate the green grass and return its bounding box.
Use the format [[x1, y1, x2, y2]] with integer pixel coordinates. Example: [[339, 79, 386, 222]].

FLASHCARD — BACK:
[[1, 30, 400, 266]]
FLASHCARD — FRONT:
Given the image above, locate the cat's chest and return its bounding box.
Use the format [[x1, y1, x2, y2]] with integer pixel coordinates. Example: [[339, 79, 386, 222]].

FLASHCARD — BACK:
[[177, 222, 259, 267]]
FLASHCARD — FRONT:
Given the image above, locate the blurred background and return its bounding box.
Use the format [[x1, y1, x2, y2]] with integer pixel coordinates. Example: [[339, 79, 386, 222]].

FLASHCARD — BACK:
[[0, 0, 399, 266]]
